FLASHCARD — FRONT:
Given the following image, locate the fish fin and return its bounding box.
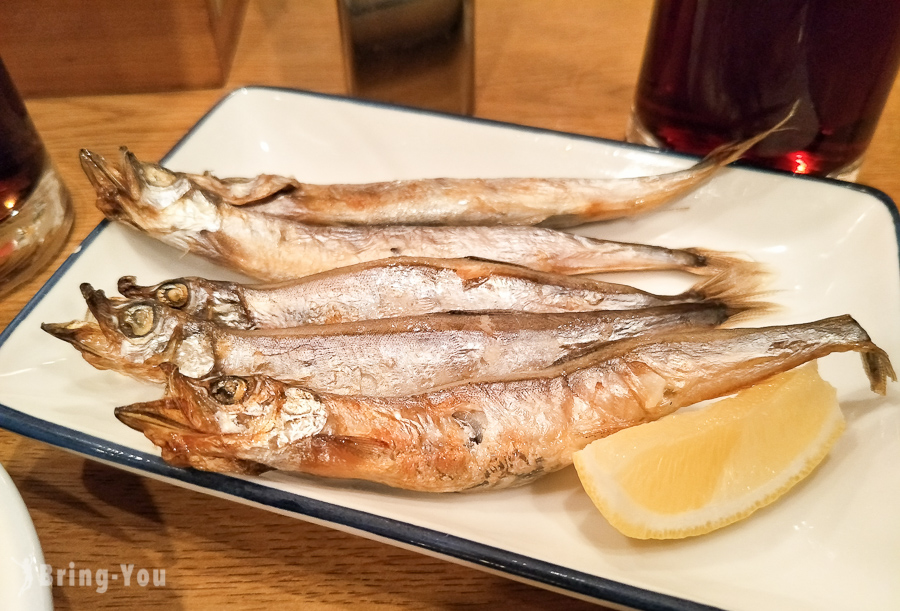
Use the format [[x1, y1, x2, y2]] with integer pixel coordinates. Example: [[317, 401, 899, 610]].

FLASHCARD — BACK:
[[312, 435, 392, 458], [170, 452, 272, 476], [462, 255, 512, 265], [460, 274, 492, 290], [452, 257, 506, 288], [549, 339, 616, 366], [191, 172, 302, 206]]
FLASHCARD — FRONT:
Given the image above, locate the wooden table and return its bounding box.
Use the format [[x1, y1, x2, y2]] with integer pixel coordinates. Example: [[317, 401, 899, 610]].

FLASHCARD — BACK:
[[3, 1, 900, 608]]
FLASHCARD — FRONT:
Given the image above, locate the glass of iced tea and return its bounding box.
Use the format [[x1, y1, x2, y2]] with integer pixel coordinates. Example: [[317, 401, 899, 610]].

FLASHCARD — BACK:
[[626, 0, 900, 180], [0, 57, 73, 298], [337, 0, 474, 115]]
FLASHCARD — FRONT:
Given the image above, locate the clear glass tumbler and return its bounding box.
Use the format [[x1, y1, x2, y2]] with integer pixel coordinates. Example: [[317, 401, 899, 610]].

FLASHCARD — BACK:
[[627, 0, 900, 180], [337, 0, 474, 115], [0, 57, 73, 298]]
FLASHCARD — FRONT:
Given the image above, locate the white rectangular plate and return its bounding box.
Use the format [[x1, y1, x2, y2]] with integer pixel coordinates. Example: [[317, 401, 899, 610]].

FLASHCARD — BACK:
[[2, 87, 899, 611]]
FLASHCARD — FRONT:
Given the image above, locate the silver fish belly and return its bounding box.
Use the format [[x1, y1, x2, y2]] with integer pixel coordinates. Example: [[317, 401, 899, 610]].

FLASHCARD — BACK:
[[116, 256, 768, 329], [42, 284, 732, 395], [114, 315, 894, 492]]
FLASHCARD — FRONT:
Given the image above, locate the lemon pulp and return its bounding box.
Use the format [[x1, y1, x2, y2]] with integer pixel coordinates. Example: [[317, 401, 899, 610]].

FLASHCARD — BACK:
[[573, 362, 845, 540]]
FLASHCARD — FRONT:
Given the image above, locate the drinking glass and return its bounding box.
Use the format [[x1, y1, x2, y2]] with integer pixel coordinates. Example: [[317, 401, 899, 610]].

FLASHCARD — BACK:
[[0, 57, 73, 298], [337, 0, 474, 115], [627, 0, 900, 180]]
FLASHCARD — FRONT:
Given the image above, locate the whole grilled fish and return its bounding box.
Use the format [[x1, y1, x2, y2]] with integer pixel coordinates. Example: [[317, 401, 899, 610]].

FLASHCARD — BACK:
[[180, 134, 770, 228], [115, 315, 894, 492], [80, 148, 763, 283], [116, 256, 768, 329], [42, 284, 733, 395]]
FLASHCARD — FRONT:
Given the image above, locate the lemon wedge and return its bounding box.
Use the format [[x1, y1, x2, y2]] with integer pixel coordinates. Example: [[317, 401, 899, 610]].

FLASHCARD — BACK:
[[573, 362, 845, 539]]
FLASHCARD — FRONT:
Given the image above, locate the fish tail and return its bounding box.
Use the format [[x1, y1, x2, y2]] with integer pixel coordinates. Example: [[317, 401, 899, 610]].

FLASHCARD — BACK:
[[752, 315, 894, 395], [697, 103, 798, 168], [682, 255, 779, 324], [862, 346, 896, 396], [681, 247, 774, 309], [808, 315, 896, 395], [585, 314, 894, 409]]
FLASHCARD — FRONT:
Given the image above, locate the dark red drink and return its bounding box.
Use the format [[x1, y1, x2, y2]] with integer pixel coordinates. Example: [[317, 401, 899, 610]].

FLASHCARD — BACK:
[[628, 0, 900, 178], [0, 57, 72, 297], [0, 59, 46, 223]]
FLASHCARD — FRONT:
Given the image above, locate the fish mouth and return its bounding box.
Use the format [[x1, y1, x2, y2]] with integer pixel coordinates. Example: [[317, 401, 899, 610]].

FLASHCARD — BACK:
[[147, 364, 227, 430], [115, 396, 195, 434], [40, 318, 132, 375], [40, 319, 110, 357], [79, 148, 138, 222], [117, 379, 273, 475], [116, 364, 243, 437], [116, 364, 204, 433]]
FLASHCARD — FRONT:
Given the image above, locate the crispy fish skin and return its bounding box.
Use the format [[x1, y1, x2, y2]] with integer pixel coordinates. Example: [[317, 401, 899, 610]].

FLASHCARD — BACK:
[[116, 256, 769, 329], [115, 315, 895, 492], [80, 148, 763, 283], [185, 135, 766, 228], [42, 284, 732, 395]]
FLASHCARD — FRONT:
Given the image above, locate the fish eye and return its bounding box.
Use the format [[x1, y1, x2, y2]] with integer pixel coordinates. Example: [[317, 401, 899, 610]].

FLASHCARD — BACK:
[[209, 377, 248, 405], [119, 304, 156, 337], [156, 282, 189, 308]]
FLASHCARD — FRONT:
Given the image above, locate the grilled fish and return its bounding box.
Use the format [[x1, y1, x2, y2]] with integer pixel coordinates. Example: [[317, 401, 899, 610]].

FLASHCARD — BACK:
[[116, 256, 769, 329], [181, 135, 769, 228], [81, 148, 764, 283], [42, 284, 734, 395], [115, 315, 894, 492]]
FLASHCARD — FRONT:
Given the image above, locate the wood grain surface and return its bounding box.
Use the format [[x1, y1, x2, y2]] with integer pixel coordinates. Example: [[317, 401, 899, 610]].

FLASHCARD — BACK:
[[2, 1, 900, 609], [0, 0, 249, 97]]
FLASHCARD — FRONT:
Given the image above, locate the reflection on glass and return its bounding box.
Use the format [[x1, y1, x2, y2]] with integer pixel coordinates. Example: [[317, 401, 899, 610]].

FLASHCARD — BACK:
[[338, 0, 474, 115]]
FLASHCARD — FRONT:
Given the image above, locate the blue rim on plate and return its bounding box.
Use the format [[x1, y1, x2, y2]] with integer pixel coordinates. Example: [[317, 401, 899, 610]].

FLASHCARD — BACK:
[[3, 86, 900, 611]]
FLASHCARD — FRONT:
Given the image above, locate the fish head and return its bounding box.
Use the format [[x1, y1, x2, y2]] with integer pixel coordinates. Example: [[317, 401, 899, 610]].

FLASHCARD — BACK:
[[79, 148, 222, 242], [117, 275, 250, 329], [169, 367, 329, 446], [41, 284, 187, 381], [115, 365, 327, 472]]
